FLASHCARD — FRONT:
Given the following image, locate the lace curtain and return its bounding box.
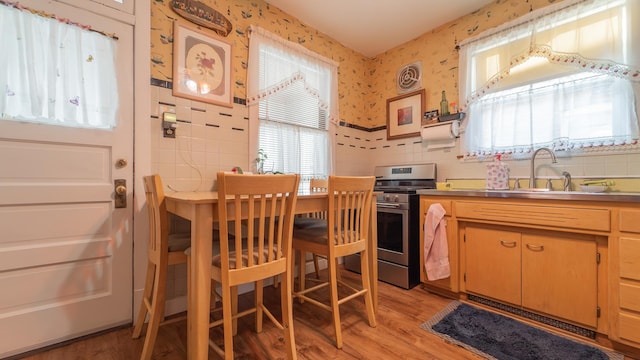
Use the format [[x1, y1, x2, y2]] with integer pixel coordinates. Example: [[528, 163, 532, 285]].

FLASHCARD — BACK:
[[247, 25, 338, 176], [459, 0, 640, 156], [0, 4, 118, 129]]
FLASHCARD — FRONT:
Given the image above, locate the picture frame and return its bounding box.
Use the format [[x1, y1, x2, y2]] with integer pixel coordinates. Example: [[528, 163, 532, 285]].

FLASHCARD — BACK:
[[386, 89, 425, 140], [173, 23, 233, 107]]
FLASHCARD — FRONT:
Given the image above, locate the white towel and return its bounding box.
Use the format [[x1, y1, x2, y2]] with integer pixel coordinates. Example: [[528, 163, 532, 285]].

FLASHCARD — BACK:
[[423, 203, 451, 280]]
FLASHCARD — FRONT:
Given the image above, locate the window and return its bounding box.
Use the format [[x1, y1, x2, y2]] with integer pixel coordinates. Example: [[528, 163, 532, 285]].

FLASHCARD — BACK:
[[459, 0, 640, 157], [0, 3, 119, 129], [247, 26, 338, 183]]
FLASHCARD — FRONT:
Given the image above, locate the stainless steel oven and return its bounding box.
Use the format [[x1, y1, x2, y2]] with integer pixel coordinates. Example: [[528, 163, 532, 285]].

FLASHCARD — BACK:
[[345, 163, 436, 289]]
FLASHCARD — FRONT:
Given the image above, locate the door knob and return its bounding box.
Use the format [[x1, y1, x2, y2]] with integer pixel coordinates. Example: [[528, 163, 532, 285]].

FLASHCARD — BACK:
[[116, 185, 127, 195], [116, 159, 128, 168], [114, 179, 127, 208]]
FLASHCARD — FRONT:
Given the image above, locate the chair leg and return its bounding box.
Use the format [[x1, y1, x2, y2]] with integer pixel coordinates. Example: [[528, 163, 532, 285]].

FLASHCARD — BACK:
[[328, 255, 343, 349], [231, 286, 239, 336], [312, 254, 320, 278], [221, 283, 235, 360], [132, 261, 155, 339], [359, 248, 377, 328], [139, 260, 168, 360], [280, 266, 297, 360], [255, 280, 264, 333], [297, 250, 306, 303]]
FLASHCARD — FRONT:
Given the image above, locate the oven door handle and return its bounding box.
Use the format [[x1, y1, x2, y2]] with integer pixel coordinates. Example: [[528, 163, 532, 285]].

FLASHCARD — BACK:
[[377, 202, 402, 209]]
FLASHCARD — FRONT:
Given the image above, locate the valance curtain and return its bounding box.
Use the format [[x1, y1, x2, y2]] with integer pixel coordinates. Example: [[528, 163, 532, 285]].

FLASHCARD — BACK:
[[247, 25, 338, 176], [459, 0, 640, 156], [247, 26, 339, 122], [0, 4, 118, 129]]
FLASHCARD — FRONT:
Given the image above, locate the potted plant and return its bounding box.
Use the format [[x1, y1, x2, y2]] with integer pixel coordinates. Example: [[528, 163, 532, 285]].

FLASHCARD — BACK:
[[255, 148, 267, 174]]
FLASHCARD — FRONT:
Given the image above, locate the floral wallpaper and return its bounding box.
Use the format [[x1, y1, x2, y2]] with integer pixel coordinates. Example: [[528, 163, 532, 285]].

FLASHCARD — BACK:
[[150, 0, 369, 126], [151, 0, 563, 129]]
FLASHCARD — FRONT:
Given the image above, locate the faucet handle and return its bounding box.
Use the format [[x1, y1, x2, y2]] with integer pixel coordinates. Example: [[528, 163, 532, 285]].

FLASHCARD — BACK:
[[562, 171, 572, 192]]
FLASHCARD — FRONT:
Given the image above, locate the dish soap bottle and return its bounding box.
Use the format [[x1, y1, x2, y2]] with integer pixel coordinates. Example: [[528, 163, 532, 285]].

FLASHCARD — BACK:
[[440, 91, 450, 116]]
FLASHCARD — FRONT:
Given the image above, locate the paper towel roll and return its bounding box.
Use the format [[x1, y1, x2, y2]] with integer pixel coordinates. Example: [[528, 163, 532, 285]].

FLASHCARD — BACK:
[[421, 121, 459, 149]]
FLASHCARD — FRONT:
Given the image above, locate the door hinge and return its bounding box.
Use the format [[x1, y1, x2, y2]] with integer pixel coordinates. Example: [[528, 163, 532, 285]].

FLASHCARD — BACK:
[[596, 252, 601, 264], [597, 306, 601, 318]]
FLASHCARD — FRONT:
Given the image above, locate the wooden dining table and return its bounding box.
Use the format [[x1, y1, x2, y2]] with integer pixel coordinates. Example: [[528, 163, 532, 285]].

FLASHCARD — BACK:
[[165, 190, 378, 360]]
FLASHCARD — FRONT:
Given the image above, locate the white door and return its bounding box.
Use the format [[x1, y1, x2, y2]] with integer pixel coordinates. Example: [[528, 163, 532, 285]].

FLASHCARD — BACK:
[[0, 1, 134, 357]]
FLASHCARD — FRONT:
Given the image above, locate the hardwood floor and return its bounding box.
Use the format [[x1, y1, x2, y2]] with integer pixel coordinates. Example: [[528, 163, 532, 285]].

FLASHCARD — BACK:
[[14, 267, 635, 360]]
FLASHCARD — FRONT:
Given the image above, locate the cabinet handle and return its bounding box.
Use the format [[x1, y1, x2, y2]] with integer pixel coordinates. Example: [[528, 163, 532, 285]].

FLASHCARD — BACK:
[[499, 240, 517, 247], [526, 243, 544, 251]]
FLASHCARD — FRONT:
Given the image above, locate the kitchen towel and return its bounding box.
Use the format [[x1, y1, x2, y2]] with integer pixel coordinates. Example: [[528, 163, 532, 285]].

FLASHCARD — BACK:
[[423, 203, 450, 280]]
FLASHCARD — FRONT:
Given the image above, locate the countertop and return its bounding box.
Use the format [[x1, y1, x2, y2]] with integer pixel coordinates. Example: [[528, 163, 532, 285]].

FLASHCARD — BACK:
[[417, 188, 640, 203]]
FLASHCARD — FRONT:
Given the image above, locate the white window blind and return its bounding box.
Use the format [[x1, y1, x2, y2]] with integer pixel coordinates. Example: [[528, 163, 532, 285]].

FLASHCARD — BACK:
[[459, 0, 640, 157], [258, 81, 330, 177]]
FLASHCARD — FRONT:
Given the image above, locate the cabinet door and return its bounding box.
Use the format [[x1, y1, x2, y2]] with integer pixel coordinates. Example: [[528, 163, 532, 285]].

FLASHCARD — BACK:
[[522, 231, 598, 327], [466, 225, 521, 305]]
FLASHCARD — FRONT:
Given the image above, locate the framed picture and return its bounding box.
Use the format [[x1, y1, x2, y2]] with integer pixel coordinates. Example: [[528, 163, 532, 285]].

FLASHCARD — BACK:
[[173, 23, 233, 107], [386, 89, 425, 140]]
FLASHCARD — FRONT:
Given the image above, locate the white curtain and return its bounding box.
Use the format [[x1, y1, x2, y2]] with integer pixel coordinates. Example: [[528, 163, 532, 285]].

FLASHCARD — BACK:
[[459, 0, 640, 156], [0, 4, 118, 129], [247, 25, 338, 177]]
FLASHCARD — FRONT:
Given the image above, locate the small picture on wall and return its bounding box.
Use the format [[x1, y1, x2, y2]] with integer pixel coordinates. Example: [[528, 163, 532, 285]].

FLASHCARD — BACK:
[[173, 23, 233, 107], [397, 106, 413, 125], [386, 89, 425, 140]]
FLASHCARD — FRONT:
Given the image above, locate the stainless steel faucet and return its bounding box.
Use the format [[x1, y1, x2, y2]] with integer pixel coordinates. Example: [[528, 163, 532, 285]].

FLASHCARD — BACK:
[[529, 147, 557, 188]]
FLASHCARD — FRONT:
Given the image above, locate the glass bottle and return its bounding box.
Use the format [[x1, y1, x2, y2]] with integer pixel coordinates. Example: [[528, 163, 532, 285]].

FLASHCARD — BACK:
[[440, 91, 450, 116]]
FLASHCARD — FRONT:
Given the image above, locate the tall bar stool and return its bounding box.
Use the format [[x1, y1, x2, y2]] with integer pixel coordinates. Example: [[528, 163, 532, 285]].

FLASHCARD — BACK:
[[132, 174, 190, 360], [294, 178, 328, 278], [203, 172, 300, 359], [291, 175, 376, 348]]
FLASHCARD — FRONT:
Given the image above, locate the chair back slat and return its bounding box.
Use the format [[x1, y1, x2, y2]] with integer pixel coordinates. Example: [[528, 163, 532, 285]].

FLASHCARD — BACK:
[[217, 172, 300, 276], [328, 176, 374, 247]]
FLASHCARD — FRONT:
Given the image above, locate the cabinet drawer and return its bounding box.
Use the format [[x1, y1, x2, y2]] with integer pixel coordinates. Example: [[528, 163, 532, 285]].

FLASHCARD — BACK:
[[620, 209, 640, 233], [455, 201, 610, 232], [421, 199, 452, 215], [620, 237, 640, 281], [620, 282, 640, 312]]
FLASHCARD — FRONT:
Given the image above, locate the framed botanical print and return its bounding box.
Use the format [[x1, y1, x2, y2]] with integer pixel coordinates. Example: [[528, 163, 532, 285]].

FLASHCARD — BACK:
[[173, 23, 232, 107]]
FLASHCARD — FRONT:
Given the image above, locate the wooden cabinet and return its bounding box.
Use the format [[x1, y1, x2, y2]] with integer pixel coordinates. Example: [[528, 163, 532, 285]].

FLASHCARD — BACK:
[[610, 209, 640, 346], [419, 199, 458, 294], [465, 224, 521, 305], [521, 231, 598, 327], [419, 193, 640, 356], [463, 223, 599, 328]]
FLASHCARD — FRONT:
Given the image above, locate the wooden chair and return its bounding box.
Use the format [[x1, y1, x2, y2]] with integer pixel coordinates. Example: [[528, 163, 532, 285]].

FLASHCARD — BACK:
[[132, 174, 190, 360], [292, 175, 376, 348], [207, 172, 300, 360], [294, 178, 328, 278]]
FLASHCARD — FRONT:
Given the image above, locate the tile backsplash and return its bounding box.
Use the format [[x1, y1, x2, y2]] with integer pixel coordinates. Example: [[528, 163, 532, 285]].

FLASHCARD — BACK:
[[150, 84, 640, 192]]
